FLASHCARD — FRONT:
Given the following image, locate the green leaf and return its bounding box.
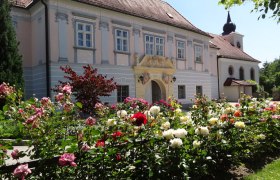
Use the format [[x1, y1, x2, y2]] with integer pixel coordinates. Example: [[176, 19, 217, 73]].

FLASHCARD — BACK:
[[76, 102, 83, 109]]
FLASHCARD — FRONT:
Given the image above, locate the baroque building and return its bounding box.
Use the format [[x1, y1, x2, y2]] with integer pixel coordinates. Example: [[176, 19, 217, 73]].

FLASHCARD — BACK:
[[10, 0, 259, 105]]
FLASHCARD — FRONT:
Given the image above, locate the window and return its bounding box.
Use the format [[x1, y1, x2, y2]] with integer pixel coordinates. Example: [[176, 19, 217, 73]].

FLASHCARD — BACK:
[[145, 35, 164, 56], [115, 29, 129, 52], [76, 22, 93, 48], [250, 68, 255, 80], [178, 85, 186, 99], [196, 86, 203, 96], [228, 66, 234, 76], [239, 67, 244, 80], [194, 45, 203, 63], [117, 85, 129, 102], [177, 41, 185, 59]]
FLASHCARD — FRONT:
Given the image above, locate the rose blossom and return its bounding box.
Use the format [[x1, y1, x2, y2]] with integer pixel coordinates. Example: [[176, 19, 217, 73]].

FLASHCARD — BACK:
[[233, 110, 242, 117], [62, 84, 72, 94], [55, 93, 64, 102], [81, 143, 91, 152], [131, 112, 147, 126], [112, 131, 123, 140], [256, 134, 266, 140], [180, 116, 193, 125], [59, 153, 77, 167], [170, 138, 183, 148], [173, 128, 188, 138], [208, 117, 218, 125], [234, 121, 245, 129], [161, 121, 170, 130], [116, 153, 121, 161], [63, 102, 74, 112], [11, 149, 20, 160], [96, 139, 105, 147], [107, 118, 117, 126], [175, 108, 182, 114], [13, 164, 32, 180], [40, 97, 51, 106], [163, 129, 174, 139], [149, 106, 161, 115], [117, 110, 127, 118], [85, 116, 96, 126], [195, 126, 209, 136], [193, 140, 202, 148]]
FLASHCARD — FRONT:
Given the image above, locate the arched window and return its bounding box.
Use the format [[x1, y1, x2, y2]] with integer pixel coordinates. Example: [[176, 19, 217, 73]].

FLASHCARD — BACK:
[[250, 68, 255, 80], [228, 66, 234, 76], [239, 67, 244, 80]]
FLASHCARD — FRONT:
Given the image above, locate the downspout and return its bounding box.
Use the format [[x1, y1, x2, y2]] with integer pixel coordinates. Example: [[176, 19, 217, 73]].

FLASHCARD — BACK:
[[217, 56, 220, 99], [41, 0, 50, 97]]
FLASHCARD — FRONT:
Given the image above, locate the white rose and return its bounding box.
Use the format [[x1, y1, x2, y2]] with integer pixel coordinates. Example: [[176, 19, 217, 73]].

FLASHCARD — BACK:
[[193, 140, 202, 148], [175, 108, 182, 114], [107, 119, 116, 126], [170, 138, 183, 148], [180, 116, 193, 126], [208, 117, 218, 125], [117, 110, 127, 118], [257, 134, 266, 140], [234, 121, 245, 129], [144, 110, 151, 117], [173, 128, 188, 138], [149, 106, 161, 115], [163, 129, 174, 139], [224, 107, 234, 114], [195, 126, 209, 136], [161, 121, 170, 130]]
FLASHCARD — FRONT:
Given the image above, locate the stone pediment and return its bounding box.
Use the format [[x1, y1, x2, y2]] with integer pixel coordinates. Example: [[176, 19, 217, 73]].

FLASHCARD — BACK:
[[136, 55, 175, 69]]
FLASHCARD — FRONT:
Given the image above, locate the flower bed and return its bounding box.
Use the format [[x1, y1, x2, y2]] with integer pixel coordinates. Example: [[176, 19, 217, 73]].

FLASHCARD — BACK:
[[1, 82, 280, 179]]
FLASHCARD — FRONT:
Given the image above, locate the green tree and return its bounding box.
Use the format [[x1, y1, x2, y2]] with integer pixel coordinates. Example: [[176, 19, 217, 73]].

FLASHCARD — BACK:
[[259, 58, 280, 95], [219, 0, 280, 22], [0, 0, 24, 90]]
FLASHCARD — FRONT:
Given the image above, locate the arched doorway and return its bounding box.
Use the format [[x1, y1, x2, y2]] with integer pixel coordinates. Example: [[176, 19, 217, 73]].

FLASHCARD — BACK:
[[152, 80, 162, 103]]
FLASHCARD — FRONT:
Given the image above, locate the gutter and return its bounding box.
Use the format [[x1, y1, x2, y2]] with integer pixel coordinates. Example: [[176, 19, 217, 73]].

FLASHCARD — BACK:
[[217, 56, 220, 99], [40, 0, 50, 97]]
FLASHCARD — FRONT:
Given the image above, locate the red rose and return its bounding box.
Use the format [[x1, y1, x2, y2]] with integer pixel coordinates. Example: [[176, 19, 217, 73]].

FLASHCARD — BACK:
[[220, 114, 228, 121], [96, 139, 105, 148], [233, 110, 242, 117], [131, 112, 147, 126], [116, 153, 121, 161], [112, 131, 123, 140]]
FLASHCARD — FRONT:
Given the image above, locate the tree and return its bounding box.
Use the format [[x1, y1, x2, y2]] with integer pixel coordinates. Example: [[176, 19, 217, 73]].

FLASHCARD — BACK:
[[55, 65, 117, 114], [219, 0, 280, 22], [259, 57, 280, 95], [0, 0, 24, 90]]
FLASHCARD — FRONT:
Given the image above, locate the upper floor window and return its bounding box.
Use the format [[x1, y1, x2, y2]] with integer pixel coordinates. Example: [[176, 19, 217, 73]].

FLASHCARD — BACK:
[[239, 67, 244, 80], [250, 68, 255, 80], [115, 29, 129, 52], [76, 22, 93, 48], [177, 41, 185, 59], [145, 35, 164, 56], [228, 66, 234, 76], [194, 45, 203, 63]]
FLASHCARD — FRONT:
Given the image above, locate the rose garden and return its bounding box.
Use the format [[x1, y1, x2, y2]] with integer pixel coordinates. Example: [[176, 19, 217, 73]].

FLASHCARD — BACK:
[[1, 65, 280, 179]]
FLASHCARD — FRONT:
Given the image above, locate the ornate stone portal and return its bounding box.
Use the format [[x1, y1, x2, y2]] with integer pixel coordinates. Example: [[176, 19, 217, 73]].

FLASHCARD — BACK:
[[134, 55, 176, 102]]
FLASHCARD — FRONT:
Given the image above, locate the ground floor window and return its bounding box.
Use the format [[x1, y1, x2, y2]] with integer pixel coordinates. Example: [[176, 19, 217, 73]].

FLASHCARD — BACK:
[[196, 86, 203, 96], [117, 85, 129, 102], [178, 85, 186, 99]]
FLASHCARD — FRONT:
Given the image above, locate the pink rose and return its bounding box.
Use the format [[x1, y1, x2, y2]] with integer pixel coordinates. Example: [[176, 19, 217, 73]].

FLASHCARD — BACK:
[[62, 84, 72, 94], [85, 116, 96, 126], [11, 149, 20, 160], [55, 93, 64, 102], [40, 97, 51, 106], [59, 153, 77, 167], [81, 144, 91, 152], [13, 164, 32, 180], [25, 115, 37, 125], [63, 102, 74, 112]]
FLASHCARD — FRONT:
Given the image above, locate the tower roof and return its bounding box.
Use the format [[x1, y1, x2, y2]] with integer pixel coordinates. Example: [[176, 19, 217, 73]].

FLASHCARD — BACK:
[[222, 11, 236, 36]]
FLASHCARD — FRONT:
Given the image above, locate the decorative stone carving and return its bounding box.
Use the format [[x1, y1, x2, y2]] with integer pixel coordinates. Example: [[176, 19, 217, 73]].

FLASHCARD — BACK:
[[137, 55, 175, 69], [55, 12, 68, 24], [133, 28, 140, 36], [162, 73, 170, 84], [99, 21, 109, 31], [142, 73, 150, 84]]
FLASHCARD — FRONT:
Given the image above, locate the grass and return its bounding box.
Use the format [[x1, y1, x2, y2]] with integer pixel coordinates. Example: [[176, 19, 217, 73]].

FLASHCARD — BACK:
[[244, 158, 280, 180]]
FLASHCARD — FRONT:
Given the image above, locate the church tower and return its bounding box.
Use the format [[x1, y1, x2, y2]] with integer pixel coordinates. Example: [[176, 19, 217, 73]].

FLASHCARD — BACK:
[[222, 12, 244, 50]]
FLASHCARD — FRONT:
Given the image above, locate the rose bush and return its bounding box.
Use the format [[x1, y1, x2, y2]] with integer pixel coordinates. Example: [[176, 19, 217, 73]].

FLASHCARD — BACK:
[[0, 83, 280, 179]]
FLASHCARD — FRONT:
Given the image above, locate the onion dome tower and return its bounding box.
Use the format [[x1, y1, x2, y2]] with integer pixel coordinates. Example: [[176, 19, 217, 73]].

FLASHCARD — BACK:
[[222, 11, 236, 36]]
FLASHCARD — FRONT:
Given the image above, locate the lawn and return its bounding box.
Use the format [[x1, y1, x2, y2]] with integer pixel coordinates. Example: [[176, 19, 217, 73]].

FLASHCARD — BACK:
[[245, 158, 280, 180]]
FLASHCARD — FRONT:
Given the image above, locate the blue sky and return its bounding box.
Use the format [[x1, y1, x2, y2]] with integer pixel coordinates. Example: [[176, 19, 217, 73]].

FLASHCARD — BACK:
[[165, 0, 280, 66]]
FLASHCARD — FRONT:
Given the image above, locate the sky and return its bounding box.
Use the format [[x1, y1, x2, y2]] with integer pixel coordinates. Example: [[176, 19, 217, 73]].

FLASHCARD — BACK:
[[165, 0, 280, 67]]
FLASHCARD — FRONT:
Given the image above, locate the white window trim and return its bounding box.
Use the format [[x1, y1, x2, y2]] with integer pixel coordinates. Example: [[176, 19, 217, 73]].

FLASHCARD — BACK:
[[194, 44, 203, 63], [144, 34, 164, 56], [75, 21, 94, 48], [177, 40, 186, 60], [115, 29, 129, 53]]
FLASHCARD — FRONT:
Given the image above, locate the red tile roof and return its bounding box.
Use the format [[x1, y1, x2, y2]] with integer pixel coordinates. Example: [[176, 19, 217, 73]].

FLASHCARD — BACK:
[[210, 33, 260, 63], [224, 78, 255, 86], [75, 0, 211, 37]]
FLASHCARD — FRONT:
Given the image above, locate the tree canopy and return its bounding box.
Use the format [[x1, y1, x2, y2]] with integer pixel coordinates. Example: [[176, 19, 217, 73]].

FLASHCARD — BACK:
[[0, 0, 24, 90], [259, 57, 280, 95], [219, 0, 280, 22]]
